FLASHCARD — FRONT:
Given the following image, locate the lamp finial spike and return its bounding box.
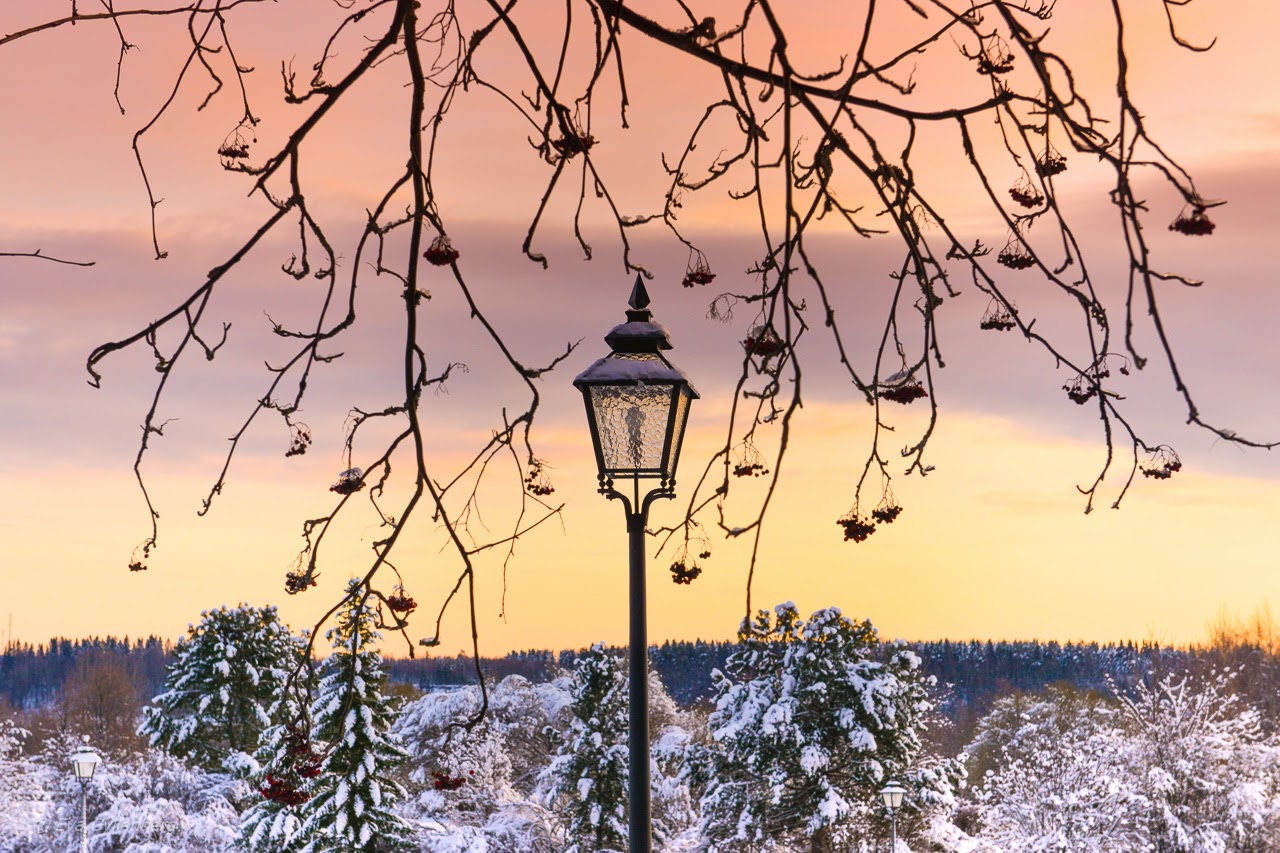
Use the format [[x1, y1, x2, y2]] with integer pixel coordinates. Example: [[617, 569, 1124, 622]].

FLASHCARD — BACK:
[[628, 274, 651, 311]]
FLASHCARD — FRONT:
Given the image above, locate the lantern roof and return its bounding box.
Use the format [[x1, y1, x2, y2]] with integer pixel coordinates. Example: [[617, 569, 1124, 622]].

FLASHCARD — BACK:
[[573, 275, 699, 397], [601, 275, 672, 354]]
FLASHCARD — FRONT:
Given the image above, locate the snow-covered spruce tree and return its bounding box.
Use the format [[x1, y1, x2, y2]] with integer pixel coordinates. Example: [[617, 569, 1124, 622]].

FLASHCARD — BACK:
[[291, 579, 414, 852], [139, 604, 305, 772], [543, 642, 629, 853], [699, 603, 959, 852]]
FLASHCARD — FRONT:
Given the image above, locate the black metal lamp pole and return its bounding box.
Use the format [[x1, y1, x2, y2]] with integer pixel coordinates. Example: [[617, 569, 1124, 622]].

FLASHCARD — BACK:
[[626, 496, 652, 852], [575, 276, 698, 853]]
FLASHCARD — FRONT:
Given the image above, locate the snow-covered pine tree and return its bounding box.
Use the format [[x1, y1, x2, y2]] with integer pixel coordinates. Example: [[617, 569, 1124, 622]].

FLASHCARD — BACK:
[[292, 579, 414, 852], [543, 642, 629, 853], [698, 603, 957, 852], [139, 604, 305, 772]]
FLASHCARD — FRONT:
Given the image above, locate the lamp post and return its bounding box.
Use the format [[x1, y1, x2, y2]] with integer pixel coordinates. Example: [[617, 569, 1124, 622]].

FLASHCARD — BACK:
[[70, 739, 101, 853], [881, 780, 907, 852], [574, 275, 698, 853]]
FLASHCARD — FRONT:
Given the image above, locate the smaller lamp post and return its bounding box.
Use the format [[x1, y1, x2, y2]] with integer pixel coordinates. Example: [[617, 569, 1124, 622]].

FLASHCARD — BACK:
[[880, 780, 907, 852], [70, 739, 101, 853], [574, 275, 698, 853]]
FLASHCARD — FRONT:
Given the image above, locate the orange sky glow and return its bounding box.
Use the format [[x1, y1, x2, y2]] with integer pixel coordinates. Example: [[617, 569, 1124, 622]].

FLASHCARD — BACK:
[[1, 0, 1278, 657]]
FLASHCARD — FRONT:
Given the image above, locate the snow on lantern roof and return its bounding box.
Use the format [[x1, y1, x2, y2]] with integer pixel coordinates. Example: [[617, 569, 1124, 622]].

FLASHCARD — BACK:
[[573, 352, 695, 389]]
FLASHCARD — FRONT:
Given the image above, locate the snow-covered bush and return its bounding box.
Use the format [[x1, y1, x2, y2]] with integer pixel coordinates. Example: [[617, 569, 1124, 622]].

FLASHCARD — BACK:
[[396, 674, 574, 851], [16, 734, 243, 853], [964, 669, 1280, 852], [1116, 668, 1280, 852], [84, 752, 243, 852], [0, 718, 46, 848], [969, 686, 1145, 851]]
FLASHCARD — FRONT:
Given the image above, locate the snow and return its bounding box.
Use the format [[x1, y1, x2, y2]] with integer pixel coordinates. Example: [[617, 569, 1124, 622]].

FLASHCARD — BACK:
[[574, 352, 690, 385], [9, 610, 1280, 852]]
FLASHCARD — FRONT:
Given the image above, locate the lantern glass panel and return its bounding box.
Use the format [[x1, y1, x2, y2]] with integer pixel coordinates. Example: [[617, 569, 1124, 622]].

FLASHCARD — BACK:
[[666, 384, 692, 480], [588, 379, 674, 475]]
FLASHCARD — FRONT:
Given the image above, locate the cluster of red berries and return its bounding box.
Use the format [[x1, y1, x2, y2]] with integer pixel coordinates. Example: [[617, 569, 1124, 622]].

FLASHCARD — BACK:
[[218, 141, 250, 160], [670, 561, 702, 585], [524, 462, 555, 497], [1008, 185, 1044, 209], [1169, 209, 1215, 236], [732, 462, 769, 477], [997, 246, 1035, 270], [1063, 377, 1097, 405], [386, 590, 418, 615], [838, 514, 877, 543], [872, 504, 903, 524], [286, 424, 312, 458], [330, 468, 365, 496], [261, 773, 311, 806], [742, 327, 784, 357], [432, 770, 471, 791], [682, 261, 717, 287], [286, 729, 324, 780], [683, 251, 716, 287], [1035, 153, 1067, 177], [1141, 449, 1182, 480], [879, 381, 928, 404], [284, 570, 316, 595], [424, 235, 460, 266], [553, 133, 596, 157]]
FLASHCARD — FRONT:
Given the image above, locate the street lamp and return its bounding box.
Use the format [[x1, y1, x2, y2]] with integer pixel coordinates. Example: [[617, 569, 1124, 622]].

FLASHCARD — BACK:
[[70, 739, 101, 853], [574, 275, 698, 853], [881, 780, 907, 852]]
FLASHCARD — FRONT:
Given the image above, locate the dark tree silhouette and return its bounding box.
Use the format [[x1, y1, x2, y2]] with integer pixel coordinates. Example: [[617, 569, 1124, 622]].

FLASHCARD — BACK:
[[2, 0, 1272, 719]]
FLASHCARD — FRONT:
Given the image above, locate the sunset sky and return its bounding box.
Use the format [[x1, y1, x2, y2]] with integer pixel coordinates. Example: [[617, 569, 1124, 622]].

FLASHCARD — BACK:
[[2, 0, 1278, 658]]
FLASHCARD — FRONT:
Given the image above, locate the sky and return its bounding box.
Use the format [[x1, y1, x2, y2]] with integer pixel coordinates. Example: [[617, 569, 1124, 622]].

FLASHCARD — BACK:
[[1, 0, 1278, 658]]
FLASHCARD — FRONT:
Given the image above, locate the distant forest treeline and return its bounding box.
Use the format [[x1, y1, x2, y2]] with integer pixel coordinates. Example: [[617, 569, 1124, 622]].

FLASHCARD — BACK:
[[10, 634, 1279, 723], [0, 636, 173, 709]]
